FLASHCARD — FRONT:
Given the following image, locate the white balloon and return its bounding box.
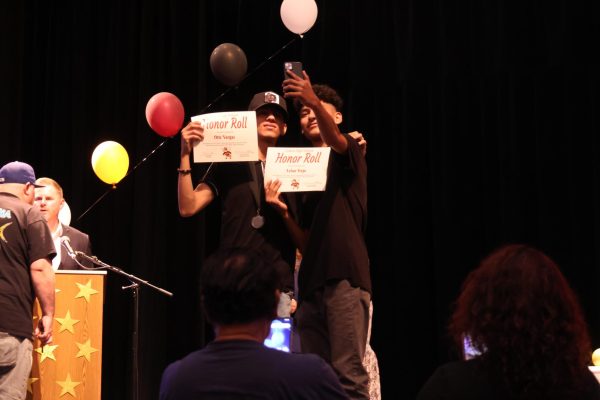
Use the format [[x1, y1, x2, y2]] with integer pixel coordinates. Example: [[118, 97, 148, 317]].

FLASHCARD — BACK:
[[59, 200, 72, 226], [280, 0, 318, 35]]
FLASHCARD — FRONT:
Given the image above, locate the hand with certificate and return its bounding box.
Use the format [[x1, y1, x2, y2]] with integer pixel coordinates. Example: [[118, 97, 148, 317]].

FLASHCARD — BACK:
[[181, 121, 204, 158], [264, 179, 287, 217]]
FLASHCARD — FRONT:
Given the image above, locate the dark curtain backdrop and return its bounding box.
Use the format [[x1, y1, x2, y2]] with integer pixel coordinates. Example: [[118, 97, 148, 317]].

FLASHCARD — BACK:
[[2, 1, 599, 399]]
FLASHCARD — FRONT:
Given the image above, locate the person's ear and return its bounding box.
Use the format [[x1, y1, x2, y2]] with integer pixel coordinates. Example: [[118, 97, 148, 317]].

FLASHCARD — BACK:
[[22, 183, 34, 204], [281, 123, 288, 136], [23, 182, 32, 196], [334, 111, 343, 125]]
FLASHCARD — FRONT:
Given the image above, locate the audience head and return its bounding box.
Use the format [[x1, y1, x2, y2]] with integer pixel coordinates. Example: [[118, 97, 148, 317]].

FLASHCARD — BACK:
[[449, 244, 592, 395], [200, 247, 281, 326]]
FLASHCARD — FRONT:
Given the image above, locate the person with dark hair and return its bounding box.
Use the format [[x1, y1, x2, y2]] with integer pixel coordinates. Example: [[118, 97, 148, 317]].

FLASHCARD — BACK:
[[159, 247, 349, 399], [0, 161, 55, 399], [417, 244, 600, 400], [274, 72, 371, 399], [34, 177, 92, 270], [177, 91, 299, 318]]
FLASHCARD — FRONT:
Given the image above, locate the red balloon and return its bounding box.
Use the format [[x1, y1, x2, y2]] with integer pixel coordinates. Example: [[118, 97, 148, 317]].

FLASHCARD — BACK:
[[145, 92, 185, 137]]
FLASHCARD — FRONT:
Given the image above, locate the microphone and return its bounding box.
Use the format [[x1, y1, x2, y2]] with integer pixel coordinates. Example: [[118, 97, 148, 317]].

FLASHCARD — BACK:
[[60, 236, 77, 259]]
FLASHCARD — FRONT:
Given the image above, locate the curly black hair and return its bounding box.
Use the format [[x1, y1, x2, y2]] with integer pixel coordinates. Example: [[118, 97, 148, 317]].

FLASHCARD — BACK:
[[293, 84, 344, 112]]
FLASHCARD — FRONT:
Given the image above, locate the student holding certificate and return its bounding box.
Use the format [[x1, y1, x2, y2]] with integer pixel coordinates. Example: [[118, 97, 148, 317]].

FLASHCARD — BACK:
[[278, 71, 372, 399], [177, 91, 298, 318]]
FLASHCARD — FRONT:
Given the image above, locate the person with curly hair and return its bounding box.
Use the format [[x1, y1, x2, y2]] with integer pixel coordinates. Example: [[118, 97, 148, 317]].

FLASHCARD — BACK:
[[417, 244, 600, 399]]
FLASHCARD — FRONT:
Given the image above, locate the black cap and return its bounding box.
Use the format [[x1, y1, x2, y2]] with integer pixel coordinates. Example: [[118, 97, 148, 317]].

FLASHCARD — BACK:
[[247, 91, 288, 119]]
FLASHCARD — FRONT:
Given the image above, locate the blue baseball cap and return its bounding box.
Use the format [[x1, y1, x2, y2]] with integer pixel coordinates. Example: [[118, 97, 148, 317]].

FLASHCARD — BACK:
[[0, 161, 44, 187]]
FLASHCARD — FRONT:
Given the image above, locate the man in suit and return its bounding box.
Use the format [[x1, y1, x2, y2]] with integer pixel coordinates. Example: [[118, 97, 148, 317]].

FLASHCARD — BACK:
[[34, 177, 92, 270]]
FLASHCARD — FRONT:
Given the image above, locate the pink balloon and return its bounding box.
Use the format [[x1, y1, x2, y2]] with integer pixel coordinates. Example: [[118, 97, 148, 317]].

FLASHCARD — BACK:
[[145, 92, 185, 137]]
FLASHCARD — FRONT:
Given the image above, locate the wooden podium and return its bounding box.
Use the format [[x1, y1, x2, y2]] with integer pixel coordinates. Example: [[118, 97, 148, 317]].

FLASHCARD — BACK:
[[28, 270, 106, 399]]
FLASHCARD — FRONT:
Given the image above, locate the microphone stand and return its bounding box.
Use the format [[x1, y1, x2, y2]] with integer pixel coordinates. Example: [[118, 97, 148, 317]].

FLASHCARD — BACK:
[[74, 250, 173, 400]]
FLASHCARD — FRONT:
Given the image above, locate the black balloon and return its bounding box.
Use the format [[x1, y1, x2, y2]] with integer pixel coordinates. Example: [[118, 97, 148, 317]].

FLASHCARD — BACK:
[[209, 43, 248, 87]]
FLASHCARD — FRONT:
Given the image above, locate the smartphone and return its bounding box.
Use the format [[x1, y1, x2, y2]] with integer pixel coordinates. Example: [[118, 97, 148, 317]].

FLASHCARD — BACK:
[[264, 317, 292, 352], [462, 335, 483, 360], [283, 61, 303, 79]]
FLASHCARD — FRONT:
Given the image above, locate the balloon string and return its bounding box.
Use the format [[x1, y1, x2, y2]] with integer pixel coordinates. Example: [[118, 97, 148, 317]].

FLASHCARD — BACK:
[[76, 35, 301, 222], [125, 137, 172, 180], [75, 186, 115, 223], [75, 138, 172, 222], [247, 36, 301, 82]]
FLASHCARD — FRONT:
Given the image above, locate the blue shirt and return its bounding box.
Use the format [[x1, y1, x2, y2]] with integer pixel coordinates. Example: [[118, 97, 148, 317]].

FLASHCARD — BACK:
[[160, 339, 349, 400]]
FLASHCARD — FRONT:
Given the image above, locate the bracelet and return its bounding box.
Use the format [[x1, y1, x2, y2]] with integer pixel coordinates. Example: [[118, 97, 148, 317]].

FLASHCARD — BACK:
[[177, 168, 192, 175]]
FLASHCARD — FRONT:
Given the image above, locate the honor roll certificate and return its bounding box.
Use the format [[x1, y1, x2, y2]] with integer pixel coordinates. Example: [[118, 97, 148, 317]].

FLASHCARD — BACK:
[[192, 111, 259, 162], [264, 147, 331, 192]]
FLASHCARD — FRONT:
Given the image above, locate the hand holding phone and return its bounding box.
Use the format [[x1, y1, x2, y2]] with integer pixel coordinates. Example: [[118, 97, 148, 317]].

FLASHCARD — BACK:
[[283, 61, 303, 80]]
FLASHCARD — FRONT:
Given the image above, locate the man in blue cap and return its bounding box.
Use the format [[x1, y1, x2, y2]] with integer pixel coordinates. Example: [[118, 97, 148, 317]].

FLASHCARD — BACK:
[[0, 161, 55, 399]]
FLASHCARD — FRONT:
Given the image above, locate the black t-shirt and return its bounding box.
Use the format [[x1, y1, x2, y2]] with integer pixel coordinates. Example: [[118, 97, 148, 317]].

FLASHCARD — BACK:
[[0, 192, 55, 338], [204, 162, 298, 291], [299, 137, 371, 298], [417, 358, 600, 400]]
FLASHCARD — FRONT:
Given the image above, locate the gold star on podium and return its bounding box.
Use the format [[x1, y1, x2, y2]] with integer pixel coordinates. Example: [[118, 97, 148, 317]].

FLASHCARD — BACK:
[[35, 344, 59, 363], [75, 279, 98, 302], [56, 373, 80, 397], [76, 338, 98, 361], [55, 310, 80, 333], [27, 377, 39, 393]]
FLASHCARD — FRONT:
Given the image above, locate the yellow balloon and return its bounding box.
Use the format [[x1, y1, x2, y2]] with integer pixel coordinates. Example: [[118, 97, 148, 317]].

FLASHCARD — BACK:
[[91, 141, 129, 185], [593, 348, 600, 366]]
